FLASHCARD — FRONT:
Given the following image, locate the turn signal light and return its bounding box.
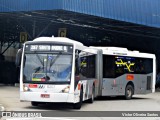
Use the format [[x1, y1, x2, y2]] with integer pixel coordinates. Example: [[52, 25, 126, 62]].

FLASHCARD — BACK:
[[78, 83, 81, 90]]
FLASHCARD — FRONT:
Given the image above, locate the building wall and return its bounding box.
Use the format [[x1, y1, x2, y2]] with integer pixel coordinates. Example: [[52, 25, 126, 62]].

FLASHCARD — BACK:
[[0, 0, 159, 28], [62, 0, 160, 28], [0, 0, 62, 12]]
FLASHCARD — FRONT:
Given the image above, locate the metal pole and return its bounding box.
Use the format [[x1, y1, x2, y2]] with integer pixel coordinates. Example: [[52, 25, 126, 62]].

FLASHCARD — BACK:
[[33, 20, 36, 38], [0, 41, 2, 54]]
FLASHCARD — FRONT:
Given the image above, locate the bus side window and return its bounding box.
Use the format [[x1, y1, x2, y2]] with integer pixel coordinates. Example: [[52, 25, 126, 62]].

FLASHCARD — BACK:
[[103, 55, 115, 78]]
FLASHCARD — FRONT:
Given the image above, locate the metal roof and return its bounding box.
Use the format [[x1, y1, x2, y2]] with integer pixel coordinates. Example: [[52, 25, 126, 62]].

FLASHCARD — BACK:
[[0, 0, 159, 28]]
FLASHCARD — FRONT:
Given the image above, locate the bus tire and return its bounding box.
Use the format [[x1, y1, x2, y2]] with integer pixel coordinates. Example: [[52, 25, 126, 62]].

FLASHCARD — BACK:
[[31, 101, 38, 106], [125, 85, 134, 100], [73, 89, 83, 109], [88, 85, 95, 103]]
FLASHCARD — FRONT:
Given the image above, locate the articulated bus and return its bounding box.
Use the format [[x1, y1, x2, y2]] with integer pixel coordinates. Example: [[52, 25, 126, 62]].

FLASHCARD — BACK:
[[16, 37, 156, 109]]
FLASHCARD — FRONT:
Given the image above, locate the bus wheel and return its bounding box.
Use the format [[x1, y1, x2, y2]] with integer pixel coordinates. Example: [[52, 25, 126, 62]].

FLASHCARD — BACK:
[[125, 85, 134, 100], [31, 101, 39, 106], [88, 86, 95, 103], [73, 89, 83, 109]]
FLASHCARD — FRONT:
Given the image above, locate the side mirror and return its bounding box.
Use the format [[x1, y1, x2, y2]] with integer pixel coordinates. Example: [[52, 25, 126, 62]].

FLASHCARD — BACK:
[[15, 48, 22, 67], [75, 51, 79, 59]]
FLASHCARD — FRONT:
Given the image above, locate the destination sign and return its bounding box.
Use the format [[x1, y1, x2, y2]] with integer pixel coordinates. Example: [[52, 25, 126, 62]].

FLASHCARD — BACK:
[[25, 44, 73, 53], [30, 45, 50, 51], [51, 46, 67, 51]]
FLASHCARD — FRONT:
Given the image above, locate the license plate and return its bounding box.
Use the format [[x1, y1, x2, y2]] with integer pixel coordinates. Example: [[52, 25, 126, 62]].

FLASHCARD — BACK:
[[41, 94, 50, 98]]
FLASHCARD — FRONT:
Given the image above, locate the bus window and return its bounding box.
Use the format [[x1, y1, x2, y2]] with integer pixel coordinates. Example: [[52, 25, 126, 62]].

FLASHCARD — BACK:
[[134, 58, 153, 74], [75, 50, 96, 79], [103, 55, 115, 78], [80, 55, 96, 79]]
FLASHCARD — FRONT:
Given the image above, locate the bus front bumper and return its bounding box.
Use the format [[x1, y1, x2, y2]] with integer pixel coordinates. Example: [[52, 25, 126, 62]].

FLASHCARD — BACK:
[[20, 92, 78, 103]]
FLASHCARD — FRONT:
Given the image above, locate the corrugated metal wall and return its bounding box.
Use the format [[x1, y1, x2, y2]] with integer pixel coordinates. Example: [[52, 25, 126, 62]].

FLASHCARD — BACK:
[[62, 0, 160, 28], [0, 0, 62, 12], [0, 0, 159, 28]]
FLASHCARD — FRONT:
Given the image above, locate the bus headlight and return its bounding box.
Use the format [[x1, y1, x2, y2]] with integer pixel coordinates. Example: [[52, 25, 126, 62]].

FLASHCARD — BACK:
[[23, 84, 30, 92], [23, 86, 29, 91], [61, 86, 70, 93]]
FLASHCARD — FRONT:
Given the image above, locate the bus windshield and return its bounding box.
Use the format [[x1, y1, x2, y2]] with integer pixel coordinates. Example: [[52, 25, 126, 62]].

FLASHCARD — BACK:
[[23, 53, 72, 83]]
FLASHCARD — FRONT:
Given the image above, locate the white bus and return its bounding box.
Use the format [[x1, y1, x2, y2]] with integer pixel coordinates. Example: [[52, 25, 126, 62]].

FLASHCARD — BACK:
[[92, 47, 156, 100], [16, 37, 156, 109], [17, 36, 99, 109]]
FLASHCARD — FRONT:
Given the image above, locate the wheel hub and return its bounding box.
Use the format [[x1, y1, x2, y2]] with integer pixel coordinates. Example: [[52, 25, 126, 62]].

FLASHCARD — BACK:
[[127, 89, 131, 97]]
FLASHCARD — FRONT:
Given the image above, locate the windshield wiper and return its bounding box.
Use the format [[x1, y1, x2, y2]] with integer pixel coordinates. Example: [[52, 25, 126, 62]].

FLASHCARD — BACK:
[[33, 54, 45, 73], [49, 52, 62, 71], [33, 66, 44, 73], [36, 54, 44, 66]]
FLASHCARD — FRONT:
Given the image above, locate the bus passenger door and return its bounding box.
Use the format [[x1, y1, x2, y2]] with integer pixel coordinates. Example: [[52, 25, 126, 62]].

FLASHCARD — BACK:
[[138, 75, 151, 94], [102, 55, 119, 96]]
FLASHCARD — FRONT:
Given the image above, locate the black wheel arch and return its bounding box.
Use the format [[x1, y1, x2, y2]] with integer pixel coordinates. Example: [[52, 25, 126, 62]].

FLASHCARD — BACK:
[[126, 81, 134, 94]]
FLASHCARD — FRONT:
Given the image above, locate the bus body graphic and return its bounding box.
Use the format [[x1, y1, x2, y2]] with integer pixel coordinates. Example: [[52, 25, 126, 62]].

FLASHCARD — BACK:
[[115, 59, 135, 72]]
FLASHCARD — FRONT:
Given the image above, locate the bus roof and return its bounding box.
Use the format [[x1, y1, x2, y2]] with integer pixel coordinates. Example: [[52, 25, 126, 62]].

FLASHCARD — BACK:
[[30, 36, 84, 46], [90, 46, 156, 59], [90, 47, 128, 52]]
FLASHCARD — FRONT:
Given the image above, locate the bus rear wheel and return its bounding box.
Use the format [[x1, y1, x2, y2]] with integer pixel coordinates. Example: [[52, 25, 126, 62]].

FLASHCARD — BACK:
[[125, 85, 134, 100], [73, 89, 83, 109]]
